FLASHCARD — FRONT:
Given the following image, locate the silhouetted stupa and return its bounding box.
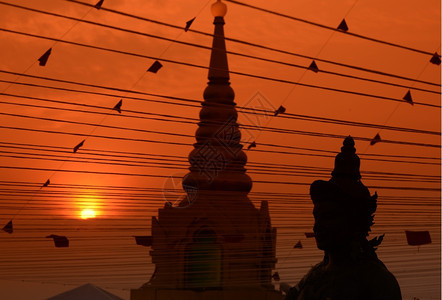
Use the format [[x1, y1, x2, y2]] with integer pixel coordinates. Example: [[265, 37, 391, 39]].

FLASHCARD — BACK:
[[130, 1, 282, 299]]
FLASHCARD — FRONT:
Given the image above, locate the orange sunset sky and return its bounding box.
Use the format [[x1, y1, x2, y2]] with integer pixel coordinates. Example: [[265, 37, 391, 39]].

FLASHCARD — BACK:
[[0, 0, 440, 299]]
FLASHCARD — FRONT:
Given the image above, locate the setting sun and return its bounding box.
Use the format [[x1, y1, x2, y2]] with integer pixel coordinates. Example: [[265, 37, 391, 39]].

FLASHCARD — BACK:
[[80, 209, 96, 220]]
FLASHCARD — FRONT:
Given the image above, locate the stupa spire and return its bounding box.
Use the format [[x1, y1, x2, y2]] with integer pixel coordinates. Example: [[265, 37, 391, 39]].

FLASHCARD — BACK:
[[182, 0, 252, 195]]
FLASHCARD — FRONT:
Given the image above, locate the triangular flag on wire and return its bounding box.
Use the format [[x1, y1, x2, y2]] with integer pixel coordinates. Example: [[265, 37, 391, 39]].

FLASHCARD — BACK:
[[46, 234, 69, 247], [405, 230, 431, 246], [271, 272, 280, 281], [147, 60, 163, 73], [185, 17, 196, 32], [94, 0, 104, 9], [42, 179, 50, 188], [294, 240, 303, 249], [308, 60, 319, 73], [134, 236, 153, 247], [370, 133, 381, 146], [274, 105, 286, 116], [2, 220, 13, 234], [113, 99, 122, 113], [403, 90, 413, 105], [247, 141, 256, 150], [38, 48, 52, 66], [337, 19, 349, 32], [73, 140, 85, 153], [430, 52, 441, 65]]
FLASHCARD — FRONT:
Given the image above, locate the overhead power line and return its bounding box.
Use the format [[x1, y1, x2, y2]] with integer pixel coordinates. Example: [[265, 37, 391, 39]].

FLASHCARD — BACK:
[[0, 165, 439, 192], [224, 0, 441, 58], [1, 1, 440, 89], [1, 28, 440, 96], [1, 94, 440, 137], [1, 108, 441, 149], [62, 0, 440, 87]]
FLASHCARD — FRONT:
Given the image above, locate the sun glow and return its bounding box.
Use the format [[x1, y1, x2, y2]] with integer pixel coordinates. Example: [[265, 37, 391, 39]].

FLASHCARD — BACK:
[[80, 208, 96, 219]]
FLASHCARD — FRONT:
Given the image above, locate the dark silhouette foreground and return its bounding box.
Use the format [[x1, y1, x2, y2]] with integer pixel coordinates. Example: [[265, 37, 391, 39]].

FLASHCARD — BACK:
[[286, 136, 401, 300]]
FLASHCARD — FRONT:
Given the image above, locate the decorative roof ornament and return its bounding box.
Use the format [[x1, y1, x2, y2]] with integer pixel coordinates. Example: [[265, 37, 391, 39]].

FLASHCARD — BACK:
[[331, 135, 361, 180], [211, 0, 227, 17]]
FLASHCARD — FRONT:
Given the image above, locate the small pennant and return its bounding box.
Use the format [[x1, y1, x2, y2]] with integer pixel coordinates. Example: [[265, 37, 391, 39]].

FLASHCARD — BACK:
[[42, 179, 50, 188], [403, 90, 413, 105], [308, 60, 319, 73], [73, 140, 85, 153], [147, 60, 163, 73], [274, 105, 286, 116], [94, 0, 104, 9], [2, 220, 13, 234], [405, 230, 431, 246], [430, 52, 441, 65], [134, 236, 152, 247], [271, 272, 280, 281], [294, 240, 303, 249], [305, 232, 315, 238], [46, 234, 69, 247], [247, 141, 256, 150], [337, 19, 349, 32], [185, 17, 196, 32], [113, 99, 122, 113], [38, 48, 52, 66], [370, 133, 381, 146]]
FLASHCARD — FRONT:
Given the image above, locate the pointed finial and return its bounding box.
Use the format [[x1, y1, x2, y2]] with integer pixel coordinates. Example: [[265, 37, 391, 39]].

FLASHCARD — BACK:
[[331, 135, 361, 179], [211, 0, 227, 17]]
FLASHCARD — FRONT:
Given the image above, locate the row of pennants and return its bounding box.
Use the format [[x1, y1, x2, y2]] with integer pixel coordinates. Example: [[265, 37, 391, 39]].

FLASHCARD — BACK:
[[37, 0, 441, 69], [4, 0, 436, 250], [1, 222, 432, 248]]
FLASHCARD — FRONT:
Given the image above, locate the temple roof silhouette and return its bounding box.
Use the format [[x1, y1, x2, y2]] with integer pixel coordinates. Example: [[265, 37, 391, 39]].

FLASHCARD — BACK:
[[46, 283, 123, 300]]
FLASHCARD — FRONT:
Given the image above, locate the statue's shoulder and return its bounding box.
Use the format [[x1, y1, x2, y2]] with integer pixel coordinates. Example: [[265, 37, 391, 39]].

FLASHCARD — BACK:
[[359, 257, 402, 300], [284, 262, 327, 300]]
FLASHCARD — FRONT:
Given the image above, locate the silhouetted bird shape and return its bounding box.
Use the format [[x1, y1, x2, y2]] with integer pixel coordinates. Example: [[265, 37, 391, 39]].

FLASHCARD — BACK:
[[337, 19, 349, 32], [247, 141, 256, 150], [274, 105, 286, 116], [430, 52, 441, 65], [405, 230, 431, 246], [73, 140, 85, 153], [38, 48, 52, 66], [294, 240, 303, 249], [46, 235, 69, 247], [272, 272, 280, 281], [2, 220, 13, 234], [185, 17, 196, 32], [370, 133, 381, 145], [113, 99, 123, 113], [403, 90, 413, 105], [308, 60, 319, 73], [94, 0, 104, 9], [134, 236, 153, 247], [147, 60, 163, 73], [42, 179, 50, 188]]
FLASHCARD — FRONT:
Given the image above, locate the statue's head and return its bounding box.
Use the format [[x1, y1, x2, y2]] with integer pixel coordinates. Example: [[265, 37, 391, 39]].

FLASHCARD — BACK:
[[310, 136, 377, 251]]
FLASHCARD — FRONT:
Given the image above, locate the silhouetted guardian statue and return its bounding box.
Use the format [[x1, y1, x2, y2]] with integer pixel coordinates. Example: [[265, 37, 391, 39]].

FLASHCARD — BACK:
[[286, 136, 401, 300]]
